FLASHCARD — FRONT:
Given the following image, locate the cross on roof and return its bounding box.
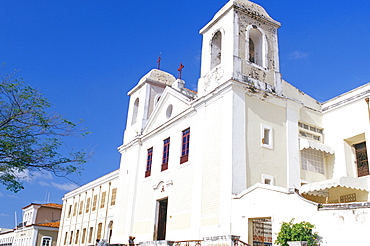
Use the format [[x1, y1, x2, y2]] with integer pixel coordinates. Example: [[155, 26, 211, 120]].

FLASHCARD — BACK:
[[156, 55, 162, 70], [177, 63, 184, 79]]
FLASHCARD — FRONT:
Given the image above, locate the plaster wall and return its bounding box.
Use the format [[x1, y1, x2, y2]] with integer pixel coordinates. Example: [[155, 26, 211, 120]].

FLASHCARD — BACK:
[[322, 85, 370, 178], [245, 96, 287, 188], [232, 185, 370, 245], [35, 207, 61, 224]]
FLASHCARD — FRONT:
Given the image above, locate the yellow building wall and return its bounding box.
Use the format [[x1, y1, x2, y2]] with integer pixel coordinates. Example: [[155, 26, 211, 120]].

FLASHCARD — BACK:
[[245, 96, 287, 188]]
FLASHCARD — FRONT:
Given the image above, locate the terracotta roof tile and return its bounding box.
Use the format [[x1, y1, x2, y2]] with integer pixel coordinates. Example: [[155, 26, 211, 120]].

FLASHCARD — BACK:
[[41, 203, 62, 209], [35, 221, 60, 228]]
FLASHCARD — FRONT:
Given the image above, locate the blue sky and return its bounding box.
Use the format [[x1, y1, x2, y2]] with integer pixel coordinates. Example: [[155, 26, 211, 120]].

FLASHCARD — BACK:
[[0, 0, 369, 229]]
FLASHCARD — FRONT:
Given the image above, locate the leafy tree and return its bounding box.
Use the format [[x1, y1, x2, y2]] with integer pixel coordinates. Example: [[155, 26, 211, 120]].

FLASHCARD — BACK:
[[275, 219, 320, 246], [0, 69, 89, 192]]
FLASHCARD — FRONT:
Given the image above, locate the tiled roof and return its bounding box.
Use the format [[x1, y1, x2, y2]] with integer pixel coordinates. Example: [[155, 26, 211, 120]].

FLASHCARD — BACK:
[[35, 221, 60, 228], [22, 203, 62, 209], [41, 203, 62, 209]]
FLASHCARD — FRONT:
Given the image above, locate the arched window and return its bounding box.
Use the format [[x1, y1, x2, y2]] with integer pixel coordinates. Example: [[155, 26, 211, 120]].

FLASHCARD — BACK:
[[211, 31, 222, 69], [248, 27, 266, 67], [131, 98, 139, 125]]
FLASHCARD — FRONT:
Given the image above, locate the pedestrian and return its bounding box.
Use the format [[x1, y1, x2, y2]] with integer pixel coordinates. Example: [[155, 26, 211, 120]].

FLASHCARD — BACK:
[[128, 236, 135, 246]]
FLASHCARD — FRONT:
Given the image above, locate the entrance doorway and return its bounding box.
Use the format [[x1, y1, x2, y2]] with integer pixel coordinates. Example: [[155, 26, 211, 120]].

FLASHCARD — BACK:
[[251, 218, 272, 246], [156, 198, 168, 240]]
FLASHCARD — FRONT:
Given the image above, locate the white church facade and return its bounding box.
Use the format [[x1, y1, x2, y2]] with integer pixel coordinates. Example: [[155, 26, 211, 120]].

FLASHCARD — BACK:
[[57, 0, 370, 245]]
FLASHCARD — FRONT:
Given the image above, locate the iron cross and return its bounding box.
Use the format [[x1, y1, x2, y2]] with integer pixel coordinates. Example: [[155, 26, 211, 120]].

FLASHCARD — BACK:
[[177, 63, 184, 79]]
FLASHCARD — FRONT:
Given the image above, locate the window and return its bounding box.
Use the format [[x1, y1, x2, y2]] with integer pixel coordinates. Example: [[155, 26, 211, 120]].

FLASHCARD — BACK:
[[180, 128, 190, 164], [248, 27, 266, 67], [81, 228, 86, 244], [79, 201, 83, 215], [67, 205, 72, 218], [97, 223, 103, 241], [85, 198, 91, 213], [162, 138, 170, 171], [111, 188, 117, 206], [92, 195, 97, 211], [301, 148, 324, 174], [249, 38, 255, 63], [64, 232, 68, 245], [75, 230, 79, 244], [354, 142, 369, 177], [100, 192, 106, 209], [145, 148, 153, 178], [41, 237, 51, 246], [69, 231, 73, 245], [73, 202, 77, 217], [211, 31, 222, 69], [166, 105, 173, 119], [88, 227, 93, 244], [262, 174, 274, 185], [261, 125, 272, 149], [131, 98, 139, 125], [250, 218, 272, 246]]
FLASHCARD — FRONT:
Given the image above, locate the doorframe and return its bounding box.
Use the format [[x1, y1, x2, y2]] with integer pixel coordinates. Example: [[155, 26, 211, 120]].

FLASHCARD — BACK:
[[154, 197, 168, 241]]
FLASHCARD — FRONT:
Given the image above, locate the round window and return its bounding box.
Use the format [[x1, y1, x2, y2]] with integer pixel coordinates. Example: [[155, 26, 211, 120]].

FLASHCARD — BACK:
[[166, 104, 173, 118]]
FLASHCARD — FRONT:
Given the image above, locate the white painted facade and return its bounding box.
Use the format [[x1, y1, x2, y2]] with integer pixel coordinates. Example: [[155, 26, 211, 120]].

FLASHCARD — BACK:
[[56, 170, 119, 246], [57, 0, 370, 245]]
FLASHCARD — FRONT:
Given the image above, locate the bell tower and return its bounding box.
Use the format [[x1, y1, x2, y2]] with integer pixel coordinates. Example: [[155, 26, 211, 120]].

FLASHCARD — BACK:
[[198, 0, 282, 96]]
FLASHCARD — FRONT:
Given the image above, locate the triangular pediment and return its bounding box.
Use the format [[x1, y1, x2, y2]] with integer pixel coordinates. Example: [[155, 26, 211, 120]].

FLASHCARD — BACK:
[[143, 87, 192, 134]]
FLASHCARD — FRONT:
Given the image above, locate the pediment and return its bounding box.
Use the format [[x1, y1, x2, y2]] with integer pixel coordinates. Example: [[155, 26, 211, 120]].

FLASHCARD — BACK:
[[143, 87, 191, 134]]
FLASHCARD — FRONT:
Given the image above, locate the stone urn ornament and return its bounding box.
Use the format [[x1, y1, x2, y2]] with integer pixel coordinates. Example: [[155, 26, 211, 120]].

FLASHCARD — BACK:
[[287, 241, 308, 246]]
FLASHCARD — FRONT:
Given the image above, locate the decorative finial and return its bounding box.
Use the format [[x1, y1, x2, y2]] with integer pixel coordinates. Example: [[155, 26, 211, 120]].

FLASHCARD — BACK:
[[177, 63, 184, 79]]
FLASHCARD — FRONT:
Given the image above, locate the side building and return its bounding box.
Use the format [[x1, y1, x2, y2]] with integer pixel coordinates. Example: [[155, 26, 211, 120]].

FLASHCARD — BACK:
[[56, 170, 119, 246], [0, 203, 62, 246]]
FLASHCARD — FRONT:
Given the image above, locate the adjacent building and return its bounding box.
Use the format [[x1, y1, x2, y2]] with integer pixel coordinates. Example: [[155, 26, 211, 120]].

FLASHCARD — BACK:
[[0, 203, 62, 246], [57, 0, 370, 245], [56, 170, 119, 246]]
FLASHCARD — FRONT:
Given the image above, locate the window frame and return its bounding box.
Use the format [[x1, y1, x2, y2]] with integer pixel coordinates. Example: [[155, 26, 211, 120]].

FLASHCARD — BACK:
[[180, 128, 190, 164], [162, 138, 170, 171], [261, 124, 273, 149], [145, 147, 153, 177], [41, 237, 52, 246], [100, 192, 106, 209], [111, 188, 117, 206]]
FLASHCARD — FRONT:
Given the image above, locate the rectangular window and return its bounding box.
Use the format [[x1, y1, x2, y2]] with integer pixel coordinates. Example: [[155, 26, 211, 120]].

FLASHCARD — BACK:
[[180, 128, 190, 164], [100, 192, 106, 208], [73, 203, 77, 217], [261, 125, 273, 149], [250, 218, 272, 246], [41, 237, 51, 246], [81, 228, 86, 244], [97, 223, 103, 241], [92, 195, 97, 211], [88, 227, 93, 244], [162, 138, 170, 171], [79, 201, 83, 215], [85, 198, 90, 213], [355, 142, 369, 177], [67, 205, 72, 218], [75, 230, 79, 244], [145, 148, 153, 178], [111, 188, 117, 206], [69, 231, 73, 245], [64, 232, 68, 245], [301, 148, 324, 174]]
